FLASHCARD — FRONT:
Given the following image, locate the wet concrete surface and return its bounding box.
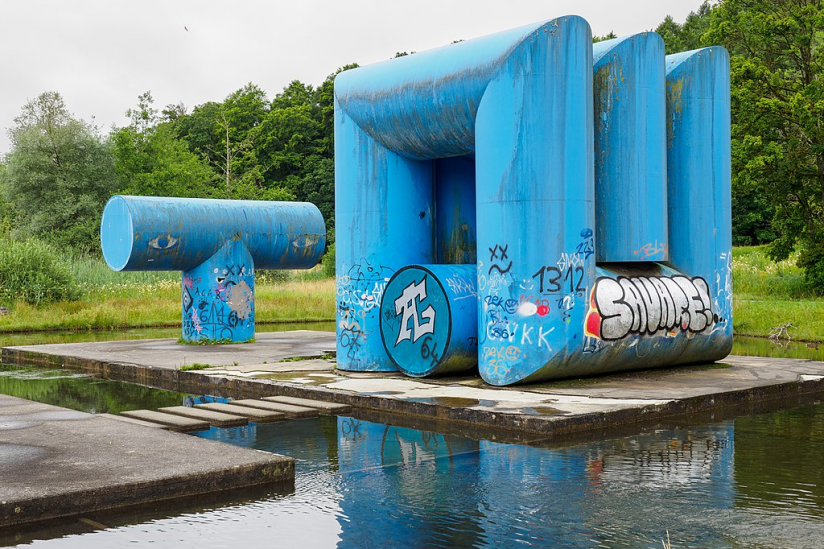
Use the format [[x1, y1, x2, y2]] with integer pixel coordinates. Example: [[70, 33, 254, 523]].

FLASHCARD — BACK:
[[4, 331, 824, 437], [1, 330, 337, 371], [0, 394, 293, 529]]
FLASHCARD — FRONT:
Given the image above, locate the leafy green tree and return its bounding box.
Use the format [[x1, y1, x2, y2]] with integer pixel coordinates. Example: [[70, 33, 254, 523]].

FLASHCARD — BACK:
[[253, 103, 321, 183], [1, 92, 117, 252], [315, 64, 358, 158], [0, 161, 13, 236], [593, 31, 617, 43], [655, 2, 712, 54], [173, 84, 289, 199], [112, 92, 218, 198], [707, 0, 824, 290]]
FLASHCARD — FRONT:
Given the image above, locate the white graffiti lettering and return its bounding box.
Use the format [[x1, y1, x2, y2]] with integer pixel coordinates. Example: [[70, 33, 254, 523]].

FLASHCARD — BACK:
[[394, 278, 435, 345], [586, 275, 715, 341]]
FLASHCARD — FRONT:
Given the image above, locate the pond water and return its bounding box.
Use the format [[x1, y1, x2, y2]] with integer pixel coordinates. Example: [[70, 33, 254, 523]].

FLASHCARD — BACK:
[[1, 362, 823, 548], [0, 322, 336, 348]]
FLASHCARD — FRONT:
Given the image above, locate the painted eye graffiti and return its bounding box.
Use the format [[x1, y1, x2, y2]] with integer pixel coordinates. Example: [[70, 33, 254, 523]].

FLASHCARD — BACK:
[[148, 235, 179, 251]]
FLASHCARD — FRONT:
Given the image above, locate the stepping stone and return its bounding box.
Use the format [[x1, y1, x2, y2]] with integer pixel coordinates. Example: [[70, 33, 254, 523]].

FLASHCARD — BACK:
[[120, 410, 209, 432], [230, 399, 319, 419], [263, 396, 352, 415], [158, 406, 248, 428], [194, 403, 284, 423], [98, 413, 169, 430]]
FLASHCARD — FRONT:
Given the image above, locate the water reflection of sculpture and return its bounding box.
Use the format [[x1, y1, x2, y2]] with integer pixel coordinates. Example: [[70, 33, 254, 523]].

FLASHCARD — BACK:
[[335, 418, 736, 547]]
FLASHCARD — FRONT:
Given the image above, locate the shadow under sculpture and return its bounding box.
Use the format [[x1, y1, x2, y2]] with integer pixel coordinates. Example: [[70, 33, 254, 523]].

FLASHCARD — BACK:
[[334, 16, 732, 385], [100, 195, 326, 343]]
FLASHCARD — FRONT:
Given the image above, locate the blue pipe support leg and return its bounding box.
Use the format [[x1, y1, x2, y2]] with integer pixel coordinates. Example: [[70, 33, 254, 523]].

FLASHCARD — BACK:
[[664, 46, 733, 357], [593, 33, 668, 262], [474, 17, 594, 385], [182, 239, 255, 342], [100, 195, 326, 343], [435, 157, 477, 265]]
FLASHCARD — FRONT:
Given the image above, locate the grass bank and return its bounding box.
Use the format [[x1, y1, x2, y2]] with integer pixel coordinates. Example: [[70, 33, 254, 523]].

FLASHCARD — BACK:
[[1, 246, 822, 341], [732, 246, 824, 341], [0, 252, 335, 333]]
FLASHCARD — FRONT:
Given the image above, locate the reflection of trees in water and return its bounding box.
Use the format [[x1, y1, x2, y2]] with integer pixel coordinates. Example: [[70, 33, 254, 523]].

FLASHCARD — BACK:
[[734, 403, 824, 516], [0, 365, 185, 413]]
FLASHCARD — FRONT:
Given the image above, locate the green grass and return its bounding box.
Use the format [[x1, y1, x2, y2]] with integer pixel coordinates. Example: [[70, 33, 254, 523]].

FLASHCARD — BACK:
[[732, 246, 824, 341], [2, 245, 823, 342], [180, 363, 213, 371], [731, 246, 814, 299], [0, 254, 335, 333]]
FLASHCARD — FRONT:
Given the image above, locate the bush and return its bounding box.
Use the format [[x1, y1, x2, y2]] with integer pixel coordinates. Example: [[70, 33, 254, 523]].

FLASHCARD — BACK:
[[322, 242, 335, 277], [798, 232, 824, 295], [0, 238, 81, 305]]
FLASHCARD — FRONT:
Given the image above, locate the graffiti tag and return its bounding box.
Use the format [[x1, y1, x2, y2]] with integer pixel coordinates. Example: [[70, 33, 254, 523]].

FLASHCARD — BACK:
[[585, 275, 715, 340], [394, 277, 435, 345]]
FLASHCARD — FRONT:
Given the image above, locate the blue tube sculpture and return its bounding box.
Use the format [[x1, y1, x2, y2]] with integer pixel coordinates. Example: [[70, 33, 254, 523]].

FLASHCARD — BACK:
[[336, 16, 732, 384], [101, 196, 326, 343]]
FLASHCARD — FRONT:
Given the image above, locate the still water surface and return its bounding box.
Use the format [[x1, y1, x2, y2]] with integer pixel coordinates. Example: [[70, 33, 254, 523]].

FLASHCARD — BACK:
[[1, 361, 823, 548]]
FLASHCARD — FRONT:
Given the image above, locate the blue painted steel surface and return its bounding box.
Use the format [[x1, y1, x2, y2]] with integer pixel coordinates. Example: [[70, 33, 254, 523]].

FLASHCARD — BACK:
[[335, 111, 434, 370], [593, 33, 668, 262], [100, 195, 326, 342], [182, 239, 255, 342], [664, 47, 733, 356], [336, 16, 591, 373], [379, 264, 477, 377], [475, 17, 593, 385], [334, 22, 549, 160], [335, 18, 732, 383], [436, 157, 477, 265], [101, 195, 325, 272]]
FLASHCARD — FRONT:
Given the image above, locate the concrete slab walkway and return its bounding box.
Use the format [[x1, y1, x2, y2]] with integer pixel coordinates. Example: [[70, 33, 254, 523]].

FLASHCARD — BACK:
[[4, 331, 824, 438], [0, 394, 293, 529]]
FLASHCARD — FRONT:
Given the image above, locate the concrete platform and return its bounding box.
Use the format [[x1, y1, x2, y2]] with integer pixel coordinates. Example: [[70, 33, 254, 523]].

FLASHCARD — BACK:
[[4, 331, 824, 438], [0, 394, 293, 529]]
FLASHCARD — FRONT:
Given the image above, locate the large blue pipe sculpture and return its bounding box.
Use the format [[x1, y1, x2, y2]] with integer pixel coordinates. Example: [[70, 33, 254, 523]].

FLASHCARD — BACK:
[[337, 16, 731, 384], [101, 196, 325, 342]]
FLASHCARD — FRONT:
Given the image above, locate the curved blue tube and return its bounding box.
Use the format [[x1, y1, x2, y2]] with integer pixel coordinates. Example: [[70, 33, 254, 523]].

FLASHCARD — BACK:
[[101, 195, 326, 272]]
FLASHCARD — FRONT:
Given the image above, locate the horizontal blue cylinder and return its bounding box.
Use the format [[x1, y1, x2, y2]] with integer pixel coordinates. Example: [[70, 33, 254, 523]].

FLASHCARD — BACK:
[[335, 17, 587, 160], [379, 264, 478, 377], [101, 195, 326, 272]]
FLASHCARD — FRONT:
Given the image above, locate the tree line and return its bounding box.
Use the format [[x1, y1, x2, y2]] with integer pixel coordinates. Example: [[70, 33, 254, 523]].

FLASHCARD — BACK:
[[0, 65, 355, 254], [1, 0, 822, 289]]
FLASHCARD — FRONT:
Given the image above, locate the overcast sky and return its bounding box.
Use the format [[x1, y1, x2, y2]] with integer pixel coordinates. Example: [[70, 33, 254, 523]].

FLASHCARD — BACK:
[[0, 0, 706, 154]]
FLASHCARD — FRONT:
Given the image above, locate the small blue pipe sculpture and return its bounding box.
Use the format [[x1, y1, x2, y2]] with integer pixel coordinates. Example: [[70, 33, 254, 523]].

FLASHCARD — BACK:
[[100, 196, 326, 343], [335, 15, 732, 384]]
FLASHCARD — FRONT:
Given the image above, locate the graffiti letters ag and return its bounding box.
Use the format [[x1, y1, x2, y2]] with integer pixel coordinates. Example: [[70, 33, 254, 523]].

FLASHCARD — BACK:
[[394, 277, 435, 345]]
